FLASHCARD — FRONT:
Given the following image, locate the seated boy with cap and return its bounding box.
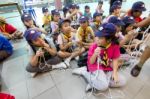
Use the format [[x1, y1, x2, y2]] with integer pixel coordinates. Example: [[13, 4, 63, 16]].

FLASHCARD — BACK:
[[103, 4, 121, 23], [24, 29, 67, 74], [76, 16, 95, 49], [42, 7, 52, 34], [91, 12, 103, 33], [0, 16, 23, 40], [128, 1, 146, 23], [57, 19, 85, 67]]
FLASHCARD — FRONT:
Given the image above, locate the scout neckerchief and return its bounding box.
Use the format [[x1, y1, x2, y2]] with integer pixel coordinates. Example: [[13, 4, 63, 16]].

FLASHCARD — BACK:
[[100, 43, 112, 67], [82, 28, 86, 42], [61, 32, 73, 52], [62, 32, 71, 42], [94, 21, 101, 29], [80, 27, 90, 42], [0, 24, 7, 33]]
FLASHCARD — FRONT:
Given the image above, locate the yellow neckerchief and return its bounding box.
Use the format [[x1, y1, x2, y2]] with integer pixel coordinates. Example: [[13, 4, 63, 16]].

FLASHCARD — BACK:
[[0, 24, 6, 33], [100, 43, 112, 67], [45, 14, 51, 20], [79, 27, 89, 42], [94, 21, 101, 28], [62, 32, 71, 42], [104, 43, 111, 49]]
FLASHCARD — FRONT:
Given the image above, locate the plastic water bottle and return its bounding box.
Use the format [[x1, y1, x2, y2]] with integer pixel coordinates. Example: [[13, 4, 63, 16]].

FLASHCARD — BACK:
[[72, 35, 76, 49]]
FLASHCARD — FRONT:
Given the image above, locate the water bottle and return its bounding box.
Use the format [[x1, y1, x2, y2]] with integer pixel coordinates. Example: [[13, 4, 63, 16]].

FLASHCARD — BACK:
[[72, 35, 76, 49]]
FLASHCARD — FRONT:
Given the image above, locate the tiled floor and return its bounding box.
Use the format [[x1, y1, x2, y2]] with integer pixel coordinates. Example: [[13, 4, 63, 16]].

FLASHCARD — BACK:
[[1, 38, 150, 99], [0, 0, 150, 99]]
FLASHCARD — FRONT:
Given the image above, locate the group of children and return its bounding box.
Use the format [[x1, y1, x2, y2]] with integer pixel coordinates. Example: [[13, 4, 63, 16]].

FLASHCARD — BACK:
[[0, 0, 150, 93]]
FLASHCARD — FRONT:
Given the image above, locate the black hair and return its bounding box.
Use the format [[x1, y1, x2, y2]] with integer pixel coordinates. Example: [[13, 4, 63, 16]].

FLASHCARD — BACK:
[[130, 9, 142, 17], [121, 23, 134, 35], [59, 20, 71, 29], [22, 20, 38, 29], [85, 5, 90, 9], [63, 7, 69, 18], [105, 35, 119, 45], [51, 14, 61, 21], [98, 0, 103, 4]]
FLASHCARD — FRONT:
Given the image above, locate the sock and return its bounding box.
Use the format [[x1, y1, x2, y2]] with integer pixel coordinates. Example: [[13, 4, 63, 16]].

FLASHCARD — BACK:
[[137, 62, 143, 68]]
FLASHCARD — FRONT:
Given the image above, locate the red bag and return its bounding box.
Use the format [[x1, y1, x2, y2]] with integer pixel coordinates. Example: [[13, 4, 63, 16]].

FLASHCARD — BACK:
[[0, 93, 15, 99]]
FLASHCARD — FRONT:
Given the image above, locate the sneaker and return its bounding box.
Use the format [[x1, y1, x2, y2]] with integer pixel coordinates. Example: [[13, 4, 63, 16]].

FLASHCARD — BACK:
[[30, 72, 38, 78], [131, 65, 142, 77], [52, 62, 67, 69], [72, 66, 87, 75], [85, 84, 92, 92], [64, 57, 71, 67], [75, 56, 79, 61]]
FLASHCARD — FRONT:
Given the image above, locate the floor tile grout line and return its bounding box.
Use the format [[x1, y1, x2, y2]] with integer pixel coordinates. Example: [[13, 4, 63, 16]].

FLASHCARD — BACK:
[[27, 71, 57, 99], [50, 71, 64, 99], [132, 84, 145, 99], [50, 68, 88, 99], [23, 56, 31, 99], [32, 85, 56, 99]]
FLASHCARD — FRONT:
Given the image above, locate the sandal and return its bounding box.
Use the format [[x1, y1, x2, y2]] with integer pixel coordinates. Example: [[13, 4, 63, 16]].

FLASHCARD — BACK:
[[131, 65, 142, 77]]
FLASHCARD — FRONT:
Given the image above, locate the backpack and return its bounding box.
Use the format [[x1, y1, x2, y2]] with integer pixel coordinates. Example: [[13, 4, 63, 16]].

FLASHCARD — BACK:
[[77, 51, 88, 67]]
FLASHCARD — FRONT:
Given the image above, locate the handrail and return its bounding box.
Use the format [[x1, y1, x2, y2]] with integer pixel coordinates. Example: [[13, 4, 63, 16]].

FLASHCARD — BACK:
[[0, 2, 22, 15]]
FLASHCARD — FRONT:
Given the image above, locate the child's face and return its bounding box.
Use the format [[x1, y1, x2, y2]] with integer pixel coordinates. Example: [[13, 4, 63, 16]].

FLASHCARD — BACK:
[[116, 25, 122, 33], [61, 22, 71, 33], [96, 37, 107, 47], [126, 24, 134, 32], [95, 16, 102, 22], [24, 19, 34, 27], [70, 8, 76, 13], [114, 8, 121, 15], [44, 11, 49, 16], [85, 8, 90, 13], [32, 37, 45, 47], [98, 4, 103, 8], [133, 11, 142, 17], [80, 21, 88, 29], [53, 14, 60, 22]]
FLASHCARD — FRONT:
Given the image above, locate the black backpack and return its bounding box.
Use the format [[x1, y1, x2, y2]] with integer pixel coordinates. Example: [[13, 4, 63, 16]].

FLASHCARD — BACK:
[[77, 51, 88, 67]]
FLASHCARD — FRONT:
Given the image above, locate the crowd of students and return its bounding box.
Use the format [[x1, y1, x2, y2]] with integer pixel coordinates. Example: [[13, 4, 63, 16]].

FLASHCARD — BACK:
[[0, 0, 150, 93]]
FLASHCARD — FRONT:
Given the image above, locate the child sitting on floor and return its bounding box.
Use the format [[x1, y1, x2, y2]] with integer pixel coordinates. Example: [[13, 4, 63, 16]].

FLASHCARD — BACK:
[[0, 16, 23, 40], [57, 19, 85, 67], [76, 16, 95, 50], [42, 7, 52, 34], [73, 23, 126, 91]]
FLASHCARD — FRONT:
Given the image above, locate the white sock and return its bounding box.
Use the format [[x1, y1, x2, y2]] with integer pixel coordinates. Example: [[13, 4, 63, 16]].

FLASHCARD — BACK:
[[64, 56, 72, 66], [52, 62, 67, 69]]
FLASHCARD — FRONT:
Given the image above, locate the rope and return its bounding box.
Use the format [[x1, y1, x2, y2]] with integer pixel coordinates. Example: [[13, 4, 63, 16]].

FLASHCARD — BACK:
[[38, 48, 51, 70]]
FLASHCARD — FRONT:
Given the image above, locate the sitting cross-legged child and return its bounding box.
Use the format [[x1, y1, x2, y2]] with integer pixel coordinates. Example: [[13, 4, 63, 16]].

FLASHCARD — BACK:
[[0, 16, 23, 40], [57, 19, 85, 67]]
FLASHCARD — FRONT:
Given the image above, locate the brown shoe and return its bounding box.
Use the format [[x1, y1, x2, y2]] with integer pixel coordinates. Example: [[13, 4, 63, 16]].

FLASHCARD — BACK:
[[131, 65, 142, 77]]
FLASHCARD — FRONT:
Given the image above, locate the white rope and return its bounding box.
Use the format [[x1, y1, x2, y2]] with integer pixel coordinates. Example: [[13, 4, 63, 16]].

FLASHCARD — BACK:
[[126, 26, 150, 59], [38, 48, 51, 70]]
